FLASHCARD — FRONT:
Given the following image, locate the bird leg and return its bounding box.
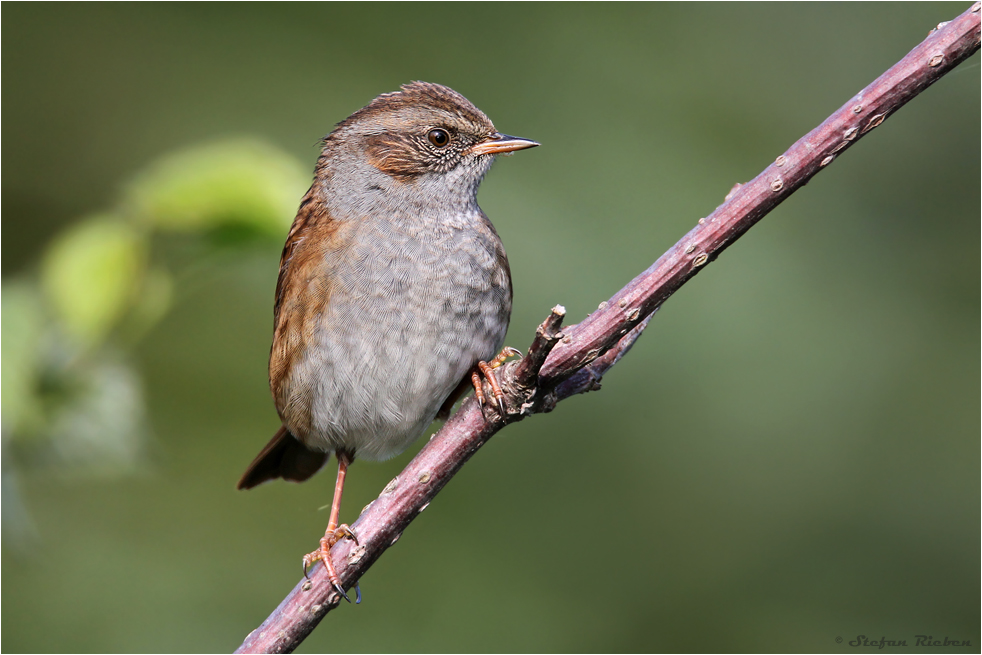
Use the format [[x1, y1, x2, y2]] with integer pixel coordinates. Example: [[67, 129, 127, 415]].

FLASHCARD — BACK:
[[303, 452, 358, 602], [471, 347, 522, 417]]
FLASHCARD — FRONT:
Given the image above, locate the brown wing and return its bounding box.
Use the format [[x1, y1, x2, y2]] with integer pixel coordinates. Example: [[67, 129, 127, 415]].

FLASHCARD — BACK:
[[237, 426, 330, 490], [268, 190, 355, 435]]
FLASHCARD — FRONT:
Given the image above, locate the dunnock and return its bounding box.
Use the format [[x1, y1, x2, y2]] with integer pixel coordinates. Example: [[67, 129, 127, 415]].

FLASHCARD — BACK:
[[237, 82, 537, 599]]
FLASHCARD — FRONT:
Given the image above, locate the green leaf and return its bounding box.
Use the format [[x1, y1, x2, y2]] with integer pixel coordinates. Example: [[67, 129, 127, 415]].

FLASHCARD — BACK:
[[40, 216, 147, 346], [124, 266, 173, 340], [124, 138, 307, 237]]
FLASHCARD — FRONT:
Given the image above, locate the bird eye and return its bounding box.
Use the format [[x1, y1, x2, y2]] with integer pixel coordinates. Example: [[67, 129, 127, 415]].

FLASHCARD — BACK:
[[427, 128, 450, 147]]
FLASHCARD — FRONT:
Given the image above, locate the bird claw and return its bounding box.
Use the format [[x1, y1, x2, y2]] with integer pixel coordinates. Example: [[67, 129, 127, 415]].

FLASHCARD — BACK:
[[301, 523, 358, 601], [472, 347, 522, 419], [493, 347, 523, 365], [333, 582, 351, 603], [334, 524, 359, 545]]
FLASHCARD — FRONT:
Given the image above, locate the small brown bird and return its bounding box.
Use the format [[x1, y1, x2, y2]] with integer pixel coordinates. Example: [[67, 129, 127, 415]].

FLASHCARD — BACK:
[[237, 82, 537, 600]]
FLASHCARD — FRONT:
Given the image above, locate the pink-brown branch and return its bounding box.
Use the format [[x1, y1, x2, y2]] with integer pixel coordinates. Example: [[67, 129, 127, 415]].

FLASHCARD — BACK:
[[236, 6, 980, 653]]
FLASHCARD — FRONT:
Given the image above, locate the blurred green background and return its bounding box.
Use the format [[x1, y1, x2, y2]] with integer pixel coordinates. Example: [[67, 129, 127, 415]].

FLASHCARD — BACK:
[[3, 3, 979, 653]]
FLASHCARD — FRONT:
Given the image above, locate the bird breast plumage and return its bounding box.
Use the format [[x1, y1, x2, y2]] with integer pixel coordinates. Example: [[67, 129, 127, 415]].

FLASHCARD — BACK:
[[277, 208, 511, 461]]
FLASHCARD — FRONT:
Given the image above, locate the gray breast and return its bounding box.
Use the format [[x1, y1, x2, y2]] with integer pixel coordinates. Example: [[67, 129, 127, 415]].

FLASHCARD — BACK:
[[300, 209, 511, 461]]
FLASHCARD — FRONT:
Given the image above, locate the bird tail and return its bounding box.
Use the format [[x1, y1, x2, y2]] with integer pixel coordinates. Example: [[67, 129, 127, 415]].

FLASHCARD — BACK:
[[237, 426, 330, 490]]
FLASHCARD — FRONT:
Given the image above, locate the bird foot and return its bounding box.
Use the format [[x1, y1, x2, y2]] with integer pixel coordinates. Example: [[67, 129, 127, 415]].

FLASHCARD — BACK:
[[472, 347, 522, 418], [302, 524, 358, 601]]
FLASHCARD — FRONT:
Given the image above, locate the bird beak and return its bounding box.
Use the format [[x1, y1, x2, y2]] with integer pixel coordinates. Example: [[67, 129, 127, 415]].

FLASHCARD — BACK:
[[469, 133, 540, 157]]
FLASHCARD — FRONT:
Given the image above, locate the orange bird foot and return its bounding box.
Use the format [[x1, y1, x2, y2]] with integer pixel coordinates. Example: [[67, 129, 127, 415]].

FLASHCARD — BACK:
[[302, 524, 358, 602], [471, 346, 522, 417]]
